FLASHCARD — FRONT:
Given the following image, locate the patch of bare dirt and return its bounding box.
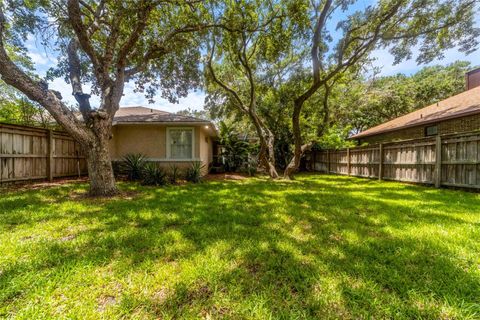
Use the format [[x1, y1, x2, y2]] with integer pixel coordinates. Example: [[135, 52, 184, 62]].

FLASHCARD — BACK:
[[1, 177, 88, 192], [97, 295, 117, 312], [153, 287, 171, 304], [204, 173, 250, 181], [59, 234, 76, 242]]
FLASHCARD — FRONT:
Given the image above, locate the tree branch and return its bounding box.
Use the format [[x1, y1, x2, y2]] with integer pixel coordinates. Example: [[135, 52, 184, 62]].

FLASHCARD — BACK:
[[67, 39, 92, 123], [0, 8, 91, 143], [311, 0, 333, 81], [67, 0, 102, 81], [206, 42, 248, 114], [116, 1, 154, 69]]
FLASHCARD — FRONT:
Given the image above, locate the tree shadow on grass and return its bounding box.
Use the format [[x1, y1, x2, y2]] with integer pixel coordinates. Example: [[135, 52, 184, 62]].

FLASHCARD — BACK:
[[0, 175, 479, 318]]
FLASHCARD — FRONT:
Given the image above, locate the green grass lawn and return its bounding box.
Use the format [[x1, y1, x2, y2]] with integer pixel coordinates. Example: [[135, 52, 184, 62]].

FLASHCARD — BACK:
[[1, 174, 479, 319]]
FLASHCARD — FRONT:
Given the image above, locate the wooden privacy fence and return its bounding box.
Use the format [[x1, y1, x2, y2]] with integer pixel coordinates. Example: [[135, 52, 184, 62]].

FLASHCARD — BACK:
[[305, 131, 480, 189], [0, 123, 87, 184]]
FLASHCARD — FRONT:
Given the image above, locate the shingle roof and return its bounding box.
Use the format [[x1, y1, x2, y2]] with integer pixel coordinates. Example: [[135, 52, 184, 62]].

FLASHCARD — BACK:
[[113, 106, 209, 124], [352, 86, 480, 139]]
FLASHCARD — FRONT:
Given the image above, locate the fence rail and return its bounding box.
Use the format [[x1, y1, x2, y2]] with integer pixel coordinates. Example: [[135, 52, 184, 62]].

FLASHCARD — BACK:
[[0, 123, 87, 184], [305, 131, 480, 189]]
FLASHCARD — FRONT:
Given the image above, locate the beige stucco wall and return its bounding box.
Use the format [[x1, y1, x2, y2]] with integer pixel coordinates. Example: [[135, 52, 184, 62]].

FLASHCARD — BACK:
[[109, 124, 214, 171], [110, 125, 167, 159], [199, 128, 213, 165]]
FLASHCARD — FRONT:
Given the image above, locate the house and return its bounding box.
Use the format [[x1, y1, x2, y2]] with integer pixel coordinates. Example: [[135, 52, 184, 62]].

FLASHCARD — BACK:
[[352, 68, 480, 145], [109, 107, 217, 172]]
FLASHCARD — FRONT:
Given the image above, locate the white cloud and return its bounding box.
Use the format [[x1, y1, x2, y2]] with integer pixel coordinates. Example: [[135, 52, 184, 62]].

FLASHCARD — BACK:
[[28, 52, 50, 65]]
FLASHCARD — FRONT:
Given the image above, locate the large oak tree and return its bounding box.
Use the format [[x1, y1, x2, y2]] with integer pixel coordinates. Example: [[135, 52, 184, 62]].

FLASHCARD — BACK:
[[0, 0, 210, 195], [282, 0, 479, 178]]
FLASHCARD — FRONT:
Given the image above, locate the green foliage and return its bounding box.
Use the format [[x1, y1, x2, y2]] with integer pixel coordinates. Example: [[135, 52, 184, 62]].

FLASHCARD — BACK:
[[316, 125, 355, 150], [2, 0, 210, 107], [219, 121, 251, 172], [1, 175, 480, 318], [0, 45, 48, 127], [175, 108, 211, 121], [168, 164, 182, 184], [141, 162, 168, 186], [185, 161, 204, 183], [121, 153, 147, 181], [244, 158, 258, 177], [333, 61, 474, 133]]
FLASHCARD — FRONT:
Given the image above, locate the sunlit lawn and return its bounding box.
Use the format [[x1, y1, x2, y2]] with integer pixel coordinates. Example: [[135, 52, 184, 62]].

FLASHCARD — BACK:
[[0, 174, 479, 319]]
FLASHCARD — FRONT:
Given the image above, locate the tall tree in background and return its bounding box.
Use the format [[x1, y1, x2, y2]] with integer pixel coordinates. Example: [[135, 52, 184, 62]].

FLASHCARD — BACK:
[[0, 0, 209, 195], [205, 0, 290, 178], [283, 0, 479, 178], [334, 61, 473, 134]]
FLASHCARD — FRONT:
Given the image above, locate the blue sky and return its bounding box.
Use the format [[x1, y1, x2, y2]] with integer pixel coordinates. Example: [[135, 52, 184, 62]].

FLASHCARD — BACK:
[[25, 12, 480, 113]]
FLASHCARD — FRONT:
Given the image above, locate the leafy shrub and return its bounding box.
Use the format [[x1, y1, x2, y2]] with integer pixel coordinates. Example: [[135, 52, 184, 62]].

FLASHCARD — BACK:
[[142, 162, 168, 186], [111, 161, 123, 178], [219, 121, 250, 172], [186, 161, 204, 183], [245, 158, 258, 176], [169, 164, 182, 184], [122, 153, 146, 181]]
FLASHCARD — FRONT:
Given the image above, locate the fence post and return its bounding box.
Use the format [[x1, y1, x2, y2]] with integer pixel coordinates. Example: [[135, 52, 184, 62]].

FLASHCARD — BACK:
[[47, 129, 53, 182], [435, 135, 442, 188], [326, 150, 330, 174], [378, 143, 384, 180], [312, 150, 316, 172], [347, 148, 351, 176]]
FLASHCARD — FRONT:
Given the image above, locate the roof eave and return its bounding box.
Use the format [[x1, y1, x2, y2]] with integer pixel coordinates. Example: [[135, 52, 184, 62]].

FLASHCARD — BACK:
[[351, 108, 480, 139], [113, 120, 212, 125], [112, 120, 218, 137]]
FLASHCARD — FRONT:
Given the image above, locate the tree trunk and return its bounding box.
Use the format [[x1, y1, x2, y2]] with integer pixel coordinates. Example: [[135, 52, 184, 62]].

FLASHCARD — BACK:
[[264, 132, 279, 178], [83, 132, 117, 197], [259, 140, 278, 179], [284, 142, 313, 179], [284, 100, 303, 179], [253, 119, 279, 179], [85, 148, 117, 196], [79, 112, 118, 196]]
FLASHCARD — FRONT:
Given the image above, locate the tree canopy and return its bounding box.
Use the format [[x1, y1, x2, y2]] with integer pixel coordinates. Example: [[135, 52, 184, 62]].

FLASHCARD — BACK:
[[333, 61, 473, 135]]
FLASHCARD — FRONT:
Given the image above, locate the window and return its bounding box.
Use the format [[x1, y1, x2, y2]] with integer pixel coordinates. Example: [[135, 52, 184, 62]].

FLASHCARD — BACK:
[[167, 128, 194, 159], [425, 125, 438, 136]]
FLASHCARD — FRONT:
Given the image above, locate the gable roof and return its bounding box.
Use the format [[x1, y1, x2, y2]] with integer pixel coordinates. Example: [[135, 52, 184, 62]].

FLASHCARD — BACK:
[[351, 86, 480, 139], [113, 106, 209, 124]]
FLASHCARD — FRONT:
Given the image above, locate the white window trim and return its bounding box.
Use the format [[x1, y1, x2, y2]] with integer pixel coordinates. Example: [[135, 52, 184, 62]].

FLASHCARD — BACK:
[[166, 127, 195, 160]]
